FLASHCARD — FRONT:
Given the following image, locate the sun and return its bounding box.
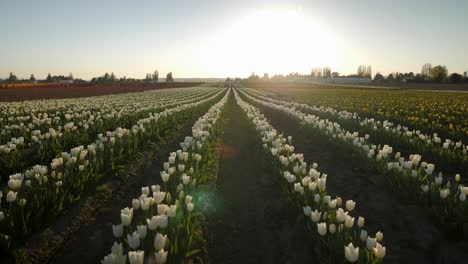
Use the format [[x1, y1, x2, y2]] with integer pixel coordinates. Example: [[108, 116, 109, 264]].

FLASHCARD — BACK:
[[203, 7, 342, 77]]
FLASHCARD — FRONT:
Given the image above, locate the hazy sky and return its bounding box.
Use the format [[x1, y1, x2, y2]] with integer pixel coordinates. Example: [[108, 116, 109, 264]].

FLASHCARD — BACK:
[[1, 0, 467, 79]]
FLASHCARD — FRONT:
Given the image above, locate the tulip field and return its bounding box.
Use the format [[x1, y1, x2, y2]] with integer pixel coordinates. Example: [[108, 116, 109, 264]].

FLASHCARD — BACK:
[[0, 85, 467, 263]]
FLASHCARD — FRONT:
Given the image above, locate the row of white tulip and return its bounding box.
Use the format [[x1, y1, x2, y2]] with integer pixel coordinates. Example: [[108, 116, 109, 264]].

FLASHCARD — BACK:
[[238, 88, 468, 226], [0, 88, 214, 151], [0, 88, 207, 142], [0, 88, 227, 248], [0, 86, 208, 123], [243, 88, 467, 155], [0, 88, 220, 181], [102, 89, 230, 264], [233, 89, 385, 263]]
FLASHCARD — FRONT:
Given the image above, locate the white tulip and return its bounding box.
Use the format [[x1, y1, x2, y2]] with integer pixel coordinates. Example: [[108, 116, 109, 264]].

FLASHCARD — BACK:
[[127, 231, 140, 249], [141, 187, 150, 196], [373, 242, 386, 259], [137, 225, 147, 239], [440, 189, 449, 199], [132, 199, 140, 210], [310, 210, 322, 223], [112, 224, 123, 238], [155, 249, 168, 264], [120, 207, 133, 226], [344, 216, 355, 228], [375, 231, 384, 242], [153, 191, 166, 204], [336, 208, 347, 223], [154, 233, 167, 251], [128, 251, 144, 264], [345, 200, 356, 211], [187, 202, 194, 212], [366, 237, 377, 250], [357, 217, 365, 228], [360, 229, 368, 242], [344, 243, 359, 263], [303, 206, 312, 216], [317, 222, 327, 236], [157, 204, 168, 215], [6, 191, 17, 203]]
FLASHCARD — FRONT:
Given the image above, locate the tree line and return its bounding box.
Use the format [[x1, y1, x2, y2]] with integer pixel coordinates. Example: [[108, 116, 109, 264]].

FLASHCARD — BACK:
[[244, 63, 467, 84], [1, 70, 175, 84]]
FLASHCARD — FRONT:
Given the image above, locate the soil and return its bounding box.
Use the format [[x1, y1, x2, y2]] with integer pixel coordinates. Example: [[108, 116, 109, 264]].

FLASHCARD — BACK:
[[206, 95, 317, 264], [249, 97, 468, 264]]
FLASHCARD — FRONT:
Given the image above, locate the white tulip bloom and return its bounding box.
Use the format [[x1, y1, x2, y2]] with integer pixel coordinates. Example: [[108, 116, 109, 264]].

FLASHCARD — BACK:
[[127, 231, 140, 249], [310, 210, 322, 223], [344, 243, 359, 263], [154, 233, 167, 251], [373, 242, 386, 259], [360, 229, 368, 242], [366, 237, 377, 250], [317, 222, 327, 236], [345, 200, 356, 211], [440, 189, 449, 199], [112, 224, 123, 238], [137, 225, 147, 239], [375, 231, 384, 242], [120, 207, 133, 226], [6, 191, 17, 203], [303, 206, 312, 216], [128, 251, 144, 264], [155, 249, 168, 264]]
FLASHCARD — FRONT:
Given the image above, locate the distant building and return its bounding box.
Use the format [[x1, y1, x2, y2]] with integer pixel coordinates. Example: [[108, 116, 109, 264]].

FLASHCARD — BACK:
[[328, 77, 372, 84], [59, 80, 73, 84], [293, 77, 372, 84]]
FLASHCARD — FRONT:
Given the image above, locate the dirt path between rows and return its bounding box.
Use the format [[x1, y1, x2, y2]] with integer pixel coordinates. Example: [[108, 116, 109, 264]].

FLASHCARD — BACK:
[[207, 95, 316, 264], [252, 100, 468, 264]]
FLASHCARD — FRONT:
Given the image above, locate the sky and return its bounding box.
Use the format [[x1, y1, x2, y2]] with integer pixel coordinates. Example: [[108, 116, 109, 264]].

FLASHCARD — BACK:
[[0, 0, 467, 80]]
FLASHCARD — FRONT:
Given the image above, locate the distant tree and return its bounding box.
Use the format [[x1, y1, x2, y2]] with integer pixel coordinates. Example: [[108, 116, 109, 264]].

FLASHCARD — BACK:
[[46, 73, 52, 82], [464, 71, 467, 79], [374, 72, 384, 81], [263, 73, 269, 79], [430, 65, 448, 83], [414, 73, 424, 81], [152, 70, 159, 82], [110, 72, 116, 82], [421, 63, 432, 80], [331, 72, 340, 78], [166, 72, 174, 83], [29, 74, 36, 82], [448, 73, 463, 83], [8, 72, 18, 83], [322, 67, 331, 79], [357, 65, 370, 77], [311, 67, 323, 78], [387, 73, 394, 81], [68, 72, 74, 80], [366, 65, 372, 78]]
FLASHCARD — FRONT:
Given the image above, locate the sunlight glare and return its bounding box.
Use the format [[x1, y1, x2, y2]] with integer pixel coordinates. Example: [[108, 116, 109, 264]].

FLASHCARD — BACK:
[[204, 8, 342, 77]]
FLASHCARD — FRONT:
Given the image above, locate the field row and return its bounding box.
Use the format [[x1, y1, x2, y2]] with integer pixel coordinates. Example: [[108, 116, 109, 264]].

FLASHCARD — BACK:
[[0, 88, 219, 181], [257, 87, 468, 143], [102, 90, 229, 264], [0, 87, 227, 256], [238, 88, 468, 238]]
